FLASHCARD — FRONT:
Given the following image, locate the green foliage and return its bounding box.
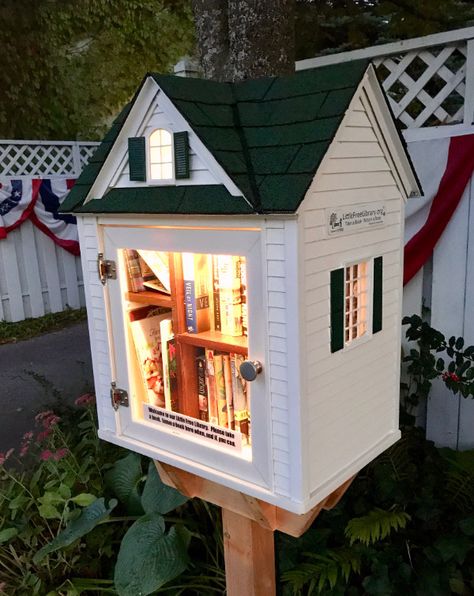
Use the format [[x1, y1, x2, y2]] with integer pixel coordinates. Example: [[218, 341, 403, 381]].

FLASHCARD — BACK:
[[0, 0, 194, 140], [114, 514, 190, 595], [0, 308, 87, 344], [280, 427, 474, 595], [0, 398, 191, 594], [345, 508, 410, 546], [295, 0, 474, 61], [402, 315, 474, 423]]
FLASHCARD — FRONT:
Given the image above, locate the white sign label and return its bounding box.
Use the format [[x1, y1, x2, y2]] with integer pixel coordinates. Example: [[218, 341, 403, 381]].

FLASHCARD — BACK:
[[327, 204, 386, 235], [143, 404, 242, 452]]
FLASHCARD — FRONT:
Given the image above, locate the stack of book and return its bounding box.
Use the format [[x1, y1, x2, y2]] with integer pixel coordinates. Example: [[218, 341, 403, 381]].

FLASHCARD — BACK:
[[124, 249, 170, 295], [183, 253, 247, 337], [128, 306, 178, 412], [196, 349, 250, 444]]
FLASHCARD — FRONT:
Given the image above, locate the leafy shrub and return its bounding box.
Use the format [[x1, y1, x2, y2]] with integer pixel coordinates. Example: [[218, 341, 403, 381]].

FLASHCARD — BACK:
[[0, 396, 194, 595]]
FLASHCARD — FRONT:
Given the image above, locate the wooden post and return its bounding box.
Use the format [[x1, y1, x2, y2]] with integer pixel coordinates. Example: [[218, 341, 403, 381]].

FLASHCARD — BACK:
[[222, 508, 276, 596], [155, 461, 355, 595]]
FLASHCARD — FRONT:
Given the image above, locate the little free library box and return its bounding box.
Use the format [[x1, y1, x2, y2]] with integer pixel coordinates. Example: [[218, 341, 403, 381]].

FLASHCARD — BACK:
[[62, 60, 420, 516]]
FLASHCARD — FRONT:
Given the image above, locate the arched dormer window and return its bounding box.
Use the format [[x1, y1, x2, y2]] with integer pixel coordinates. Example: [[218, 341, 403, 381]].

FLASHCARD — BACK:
[[149, 129, 173, 180], [127, 130, 190, 182]]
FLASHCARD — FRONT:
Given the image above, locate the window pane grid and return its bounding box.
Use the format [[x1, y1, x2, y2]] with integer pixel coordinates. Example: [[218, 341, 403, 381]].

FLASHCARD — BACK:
[[344, 262, 368, 344], [149, 129, 173, 180]]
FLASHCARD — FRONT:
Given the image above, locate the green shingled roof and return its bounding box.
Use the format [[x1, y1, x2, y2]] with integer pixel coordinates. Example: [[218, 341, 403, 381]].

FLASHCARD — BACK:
[[63, 60, 370, 215]]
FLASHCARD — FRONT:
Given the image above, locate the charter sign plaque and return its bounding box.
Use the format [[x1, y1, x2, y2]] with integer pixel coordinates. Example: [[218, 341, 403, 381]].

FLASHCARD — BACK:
[[327, 203, 386, 236]]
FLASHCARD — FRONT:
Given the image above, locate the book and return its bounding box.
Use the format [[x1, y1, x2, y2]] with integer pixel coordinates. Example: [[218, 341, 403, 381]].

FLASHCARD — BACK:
[[139, 256, 169, 294], [196, 351, 209, 421], [182, 253, 211, 333], [223, 354, 235, 430], [160, 318, 178, 411], [205, 349, 219, 425], [129, 309, 170, 408], [212, 256, 221, 332], [231, 353, 249, 440], [137, 250, 170, 293], [239, 257, 248, 337], [216, 255, 242, 337], [214, 353, 228, 428], [124, 249, 145, 293]]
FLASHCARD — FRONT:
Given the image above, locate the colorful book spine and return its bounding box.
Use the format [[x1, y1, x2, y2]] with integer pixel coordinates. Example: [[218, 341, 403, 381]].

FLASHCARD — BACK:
[[205, 349, 219, 425], [231, 353, 249, 440], [160, 319, 178, 411], [129, 311, 169, 408], [240, 257, 248, 337], [214, 353, 228, 428], [217, 255, 242, 337], [196, 352, 209, 422], [212, 256, 221, 332], [124, 249, 144, 293], [223, 354, 235, 430], [182, 253, 211, 333]]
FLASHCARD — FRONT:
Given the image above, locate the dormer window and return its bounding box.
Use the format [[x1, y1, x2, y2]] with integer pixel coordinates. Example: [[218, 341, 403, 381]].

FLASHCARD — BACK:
[[128, 130, 190, 183], [149, 129, 173, 180]]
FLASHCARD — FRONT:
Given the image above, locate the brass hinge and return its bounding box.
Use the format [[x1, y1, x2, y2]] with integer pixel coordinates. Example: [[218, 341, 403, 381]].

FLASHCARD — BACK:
[[98, 253, 116, 285], [110, 382, 129, 410]]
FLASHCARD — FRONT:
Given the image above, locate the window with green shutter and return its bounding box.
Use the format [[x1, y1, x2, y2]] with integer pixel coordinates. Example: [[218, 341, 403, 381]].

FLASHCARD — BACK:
[[128, 137, 146, 182], [331, 257, 382, 352]]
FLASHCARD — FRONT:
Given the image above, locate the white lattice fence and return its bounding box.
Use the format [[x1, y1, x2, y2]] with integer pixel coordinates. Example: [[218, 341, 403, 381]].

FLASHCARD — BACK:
[[375, 44, 467, 128], [296, 27, 474, 131], [0, 139, 98, 321], [0, 140, 99, 177]]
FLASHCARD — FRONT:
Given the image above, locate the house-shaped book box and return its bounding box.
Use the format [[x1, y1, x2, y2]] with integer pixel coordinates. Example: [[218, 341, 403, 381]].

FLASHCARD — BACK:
[[62, 61, 420, 515]]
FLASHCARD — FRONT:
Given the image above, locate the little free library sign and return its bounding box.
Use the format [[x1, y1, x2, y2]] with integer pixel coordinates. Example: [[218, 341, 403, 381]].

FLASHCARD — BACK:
[[144, 404, 243, 452], [327, 203, 386, 236]]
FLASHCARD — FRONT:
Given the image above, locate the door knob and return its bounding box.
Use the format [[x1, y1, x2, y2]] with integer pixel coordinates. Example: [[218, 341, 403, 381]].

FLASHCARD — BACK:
[[239, 360, 263, 382]]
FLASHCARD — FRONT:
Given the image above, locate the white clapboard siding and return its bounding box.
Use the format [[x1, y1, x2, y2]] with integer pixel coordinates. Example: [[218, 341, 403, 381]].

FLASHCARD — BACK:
[[0, 222, 85, 322], [265, 220, 293, 497], [77, 218, 115, 433], [298, 82, 404, 497]]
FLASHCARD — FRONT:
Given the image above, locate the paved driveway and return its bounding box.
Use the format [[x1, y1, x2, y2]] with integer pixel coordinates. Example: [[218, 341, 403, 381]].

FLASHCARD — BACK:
[[0, 321, 93, 452]]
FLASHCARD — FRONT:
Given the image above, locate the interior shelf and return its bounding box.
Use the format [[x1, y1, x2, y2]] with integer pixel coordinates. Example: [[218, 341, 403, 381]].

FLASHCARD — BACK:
[[125, 291, 172, 308], [176, 330, 248, 355]]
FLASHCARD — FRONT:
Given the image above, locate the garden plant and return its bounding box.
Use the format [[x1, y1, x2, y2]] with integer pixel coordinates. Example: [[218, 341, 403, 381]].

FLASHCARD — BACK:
[[1, 316, 474, 594]]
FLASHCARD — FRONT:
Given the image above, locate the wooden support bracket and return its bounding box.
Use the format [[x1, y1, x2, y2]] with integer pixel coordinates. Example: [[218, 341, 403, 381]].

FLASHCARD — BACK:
[[154, 462, 355, 595]]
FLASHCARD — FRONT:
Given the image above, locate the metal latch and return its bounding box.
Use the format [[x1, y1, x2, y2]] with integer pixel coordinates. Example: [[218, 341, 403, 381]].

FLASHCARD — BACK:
[[111, 382, 129, 410], [98, 253, 116, 285]]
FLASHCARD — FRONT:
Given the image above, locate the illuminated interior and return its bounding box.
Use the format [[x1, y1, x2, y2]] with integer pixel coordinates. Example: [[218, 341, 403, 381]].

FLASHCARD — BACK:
[[344, 261, 368, 344], [120, 249, 251, 457]]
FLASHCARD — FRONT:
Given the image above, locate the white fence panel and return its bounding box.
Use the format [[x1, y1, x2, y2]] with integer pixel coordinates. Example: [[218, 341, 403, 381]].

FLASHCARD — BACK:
[[0, 219, 85, 322]]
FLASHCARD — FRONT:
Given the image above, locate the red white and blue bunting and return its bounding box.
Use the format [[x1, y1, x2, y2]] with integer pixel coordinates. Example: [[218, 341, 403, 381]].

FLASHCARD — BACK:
[[0, 178, 79, 256]]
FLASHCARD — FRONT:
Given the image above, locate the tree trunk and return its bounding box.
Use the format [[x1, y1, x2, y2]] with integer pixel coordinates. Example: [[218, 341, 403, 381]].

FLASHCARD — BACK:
[[192, 0, 295, 82]]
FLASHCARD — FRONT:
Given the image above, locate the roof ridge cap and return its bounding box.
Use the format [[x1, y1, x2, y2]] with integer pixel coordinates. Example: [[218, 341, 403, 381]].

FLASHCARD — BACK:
[[230, 85, 262, 213]]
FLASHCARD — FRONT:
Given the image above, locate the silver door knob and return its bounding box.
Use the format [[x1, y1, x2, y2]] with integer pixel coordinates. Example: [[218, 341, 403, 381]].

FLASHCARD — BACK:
[[239, 360, 263, 382]]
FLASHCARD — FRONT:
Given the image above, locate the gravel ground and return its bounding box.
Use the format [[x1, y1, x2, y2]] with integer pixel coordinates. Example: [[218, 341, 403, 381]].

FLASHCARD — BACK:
[[0, 321, 93, 452]]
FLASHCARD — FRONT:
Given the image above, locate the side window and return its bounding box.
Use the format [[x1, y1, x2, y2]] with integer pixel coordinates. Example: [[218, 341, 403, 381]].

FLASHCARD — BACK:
[[149, 129, 173, 180], [344, 262, 368, 345], [330, 257, 383, 353]]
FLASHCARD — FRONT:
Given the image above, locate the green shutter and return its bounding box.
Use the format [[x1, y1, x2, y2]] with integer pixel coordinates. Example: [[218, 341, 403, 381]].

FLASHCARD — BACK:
[[372, 256, 383, 334], [330, 268, 345, 353], [128, 137, 146, 181], [174, 131, 190, 179]]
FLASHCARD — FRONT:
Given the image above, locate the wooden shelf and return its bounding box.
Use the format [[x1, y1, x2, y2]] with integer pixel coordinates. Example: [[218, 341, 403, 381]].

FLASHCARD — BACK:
[[177, 330, 248, 355], [125, 291, 172, 308]]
